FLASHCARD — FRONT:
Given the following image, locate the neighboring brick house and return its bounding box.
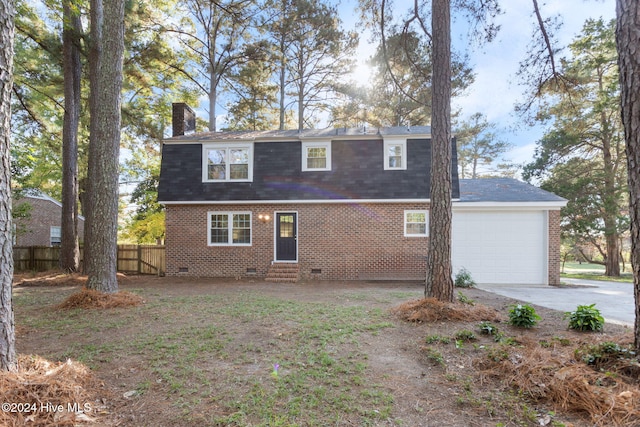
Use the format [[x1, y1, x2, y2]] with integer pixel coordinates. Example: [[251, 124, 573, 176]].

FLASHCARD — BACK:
[[159, 107, 566, 285], [13, 192, 85, 247]]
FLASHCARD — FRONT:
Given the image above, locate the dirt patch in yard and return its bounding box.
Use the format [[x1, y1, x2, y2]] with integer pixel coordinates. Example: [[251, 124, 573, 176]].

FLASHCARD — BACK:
[[8, 274, 638, 426]]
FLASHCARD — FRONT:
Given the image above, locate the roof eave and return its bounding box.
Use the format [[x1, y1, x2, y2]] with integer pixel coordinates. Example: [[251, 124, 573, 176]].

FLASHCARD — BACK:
[[453, 201, 567, 210]]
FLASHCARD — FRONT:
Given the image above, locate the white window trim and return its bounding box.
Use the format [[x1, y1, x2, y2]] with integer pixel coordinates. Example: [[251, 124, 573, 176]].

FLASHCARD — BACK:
[[384, 138, 407, 170], [301, 141, 332, 171], [50, 225, 61, 246], [202, 142, 254, 182], [404, 210, 428, 237], [207, 211, 252, 246]]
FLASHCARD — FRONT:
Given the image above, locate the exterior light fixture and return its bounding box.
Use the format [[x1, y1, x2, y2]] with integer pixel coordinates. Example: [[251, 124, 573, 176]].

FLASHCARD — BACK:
[[258, 214, 271, 222]]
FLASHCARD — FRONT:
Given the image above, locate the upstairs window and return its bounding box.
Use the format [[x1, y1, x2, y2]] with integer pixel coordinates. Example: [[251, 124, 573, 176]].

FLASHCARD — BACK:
[[384, 138, 407, 170], [302, 141, 331, 171], [208, 212, 252, 245], [50, 226, 61, 246], [203, 143, 253, 182], [404, 210, 428, 237]]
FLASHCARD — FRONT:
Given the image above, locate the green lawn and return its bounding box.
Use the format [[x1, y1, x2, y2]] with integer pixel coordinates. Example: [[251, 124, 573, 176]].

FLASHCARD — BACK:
[[561, 261, 633, 283]]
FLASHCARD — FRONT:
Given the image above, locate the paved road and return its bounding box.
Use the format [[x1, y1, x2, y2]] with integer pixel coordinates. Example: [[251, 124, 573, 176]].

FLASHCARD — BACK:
[[478, 278, 634, 326]]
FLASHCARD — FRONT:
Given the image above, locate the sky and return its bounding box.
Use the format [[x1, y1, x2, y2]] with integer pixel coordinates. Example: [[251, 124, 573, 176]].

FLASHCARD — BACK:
[[341, 0, 617, 174]]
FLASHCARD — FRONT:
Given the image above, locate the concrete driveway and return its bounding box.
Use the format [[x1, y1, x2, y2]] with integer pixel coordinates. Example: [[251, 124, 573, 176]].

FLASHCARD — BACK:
[[478, 278, 635, 326]]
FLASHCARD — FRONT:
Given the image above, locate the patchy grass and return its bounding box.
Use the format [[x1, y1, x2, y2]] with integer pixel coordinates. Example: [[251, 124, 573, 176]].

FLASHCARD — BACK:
[[12, 277, 639, 427], [15, 285, 398, 426]]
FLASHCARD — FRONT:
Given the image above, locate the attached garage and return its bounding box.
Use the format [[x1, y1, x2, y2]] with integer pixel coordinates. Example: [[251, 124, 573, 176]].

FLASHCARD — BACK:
[[453, 179, 567, 285], [452, 209, 547, 285]]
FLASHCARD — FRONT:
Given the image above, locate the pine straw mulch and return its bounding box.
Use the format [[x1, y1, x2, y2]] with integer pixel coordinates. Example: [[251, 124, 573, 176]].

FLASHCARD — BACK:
[[13, 271, 87, 288], [57, 288, 144, 310], [13, 271, 132, 288], [391, 297, 503, 323], [0, 355, 108, 426], [476, 334, 640, 426], [393, 297, 640, 427]]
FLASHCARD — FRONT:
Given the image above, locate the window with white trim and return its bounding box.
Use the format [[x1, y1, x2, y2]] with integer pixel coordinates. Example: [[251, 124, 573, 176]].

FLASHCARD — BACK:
[[404, 210, 428, 237], [302, 141, 331, 171], [384, 138, 407, 170], [50, 226, 62, 246], [203, 143, 253, 182], [208, 212, 252, 245]]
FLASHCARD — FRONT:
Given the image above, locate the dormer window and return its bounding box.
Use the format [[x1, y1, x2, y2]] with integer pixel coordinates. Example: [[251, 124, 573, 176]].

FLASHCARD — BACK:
[[384, 138, 407, 170], [302, 141, 331, 171], [203, 143, 253, 182]]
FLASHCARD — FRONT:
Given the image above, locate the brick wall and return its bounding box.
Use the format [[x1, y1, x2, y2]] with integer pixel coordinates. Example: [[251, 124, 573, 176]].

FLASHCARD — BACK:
[[165, 203, 429, 280], [14, 197, 85, 247], [166, 204, 564, 283], [547, 209, 562, 286]]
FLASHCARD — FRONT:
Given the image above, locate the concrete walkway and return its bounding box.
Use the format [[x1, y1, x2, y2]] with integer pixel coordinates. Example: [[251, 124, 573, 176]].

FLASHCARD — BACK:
[[478, 278, 635, 326]]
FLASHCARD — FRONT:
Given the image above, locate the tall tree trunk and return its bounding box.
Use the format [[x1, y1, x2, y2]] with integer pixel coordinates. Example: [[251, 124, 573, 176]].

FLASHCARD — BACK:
[[279, 54, 286, 130], [209, 79, 216, 131], [425, 0, 454, 302], [60, 0, 82, 273], [297, 83, 304, 131], [605, 232, 620, 276], [85, 0, 125, 293], [616, 0, 640, 350], [601, 96, 621, 277], [297, 53, 304, 131], [0, 0, 16, 372]]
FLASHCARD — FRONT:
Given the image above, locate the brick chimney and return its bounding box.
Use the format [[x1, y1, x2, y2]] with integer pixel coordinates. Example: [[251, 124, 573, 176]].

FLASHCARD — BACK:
[[172, 103, 196, 137]]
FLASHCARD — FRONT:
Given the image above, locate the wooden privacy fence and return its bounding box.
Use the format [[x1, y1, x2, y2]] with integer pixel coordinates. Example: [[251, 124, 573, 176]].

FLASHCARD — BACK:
[[13, 245, 165, 275]]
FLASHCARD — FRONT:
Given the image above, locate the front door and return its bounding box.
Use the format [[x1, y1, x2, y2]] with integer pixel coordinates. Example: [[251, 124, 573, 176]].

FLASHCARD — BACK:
[[276, 213, 297, 261]]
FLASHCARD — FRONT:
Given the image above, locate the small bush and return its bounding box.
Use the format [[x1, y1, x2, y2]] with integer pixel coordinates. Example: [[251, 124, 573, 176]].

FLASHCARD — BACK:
[[457, 291, 475, 305], [478, 321, 499, 336], [424, 347, 445, 366], [564, 303, 604, 332], [425, 334, 451, 344], [454, 268, 476, 288], [575, 341, 636, 365], [487, 346, 509, 362], [507, 304, 541, 328], [454, 329, 476, 341]]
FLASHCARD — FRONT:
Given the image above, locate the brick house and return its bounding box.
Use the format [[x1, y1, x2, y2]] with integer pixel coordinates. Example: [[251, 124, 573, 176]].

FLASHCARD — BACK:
[[159, 107, 566, 285], [13, 191, 85, 247]]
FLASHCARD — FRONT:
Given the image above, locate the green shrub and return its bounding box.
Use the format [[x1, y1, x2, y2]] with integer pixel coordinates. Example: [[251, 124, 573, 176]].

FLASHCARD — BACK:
[[424, 347, 445, 366], [507, 304, 541, 328], [575, 341, 636, 365], [454, 329, 476, 341], [454, 268, 476, 288], [425, 334, 451, 344], [564, 303, 605, 332], [478, 321, 499, 336], [457, 291, 475, 305]]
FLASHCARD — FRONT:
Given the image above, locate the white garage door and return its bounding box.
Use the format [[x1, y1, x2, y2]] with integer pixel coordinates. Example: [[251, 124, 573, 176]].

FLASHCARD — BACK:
[[452, 210, 547, 285]]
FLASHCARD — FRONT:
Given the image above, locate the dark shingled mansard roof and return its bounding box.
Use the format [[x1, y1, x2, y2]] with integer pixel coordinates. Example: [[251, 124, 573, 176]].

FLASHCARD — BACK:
[[158, 126, 463, 203]]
